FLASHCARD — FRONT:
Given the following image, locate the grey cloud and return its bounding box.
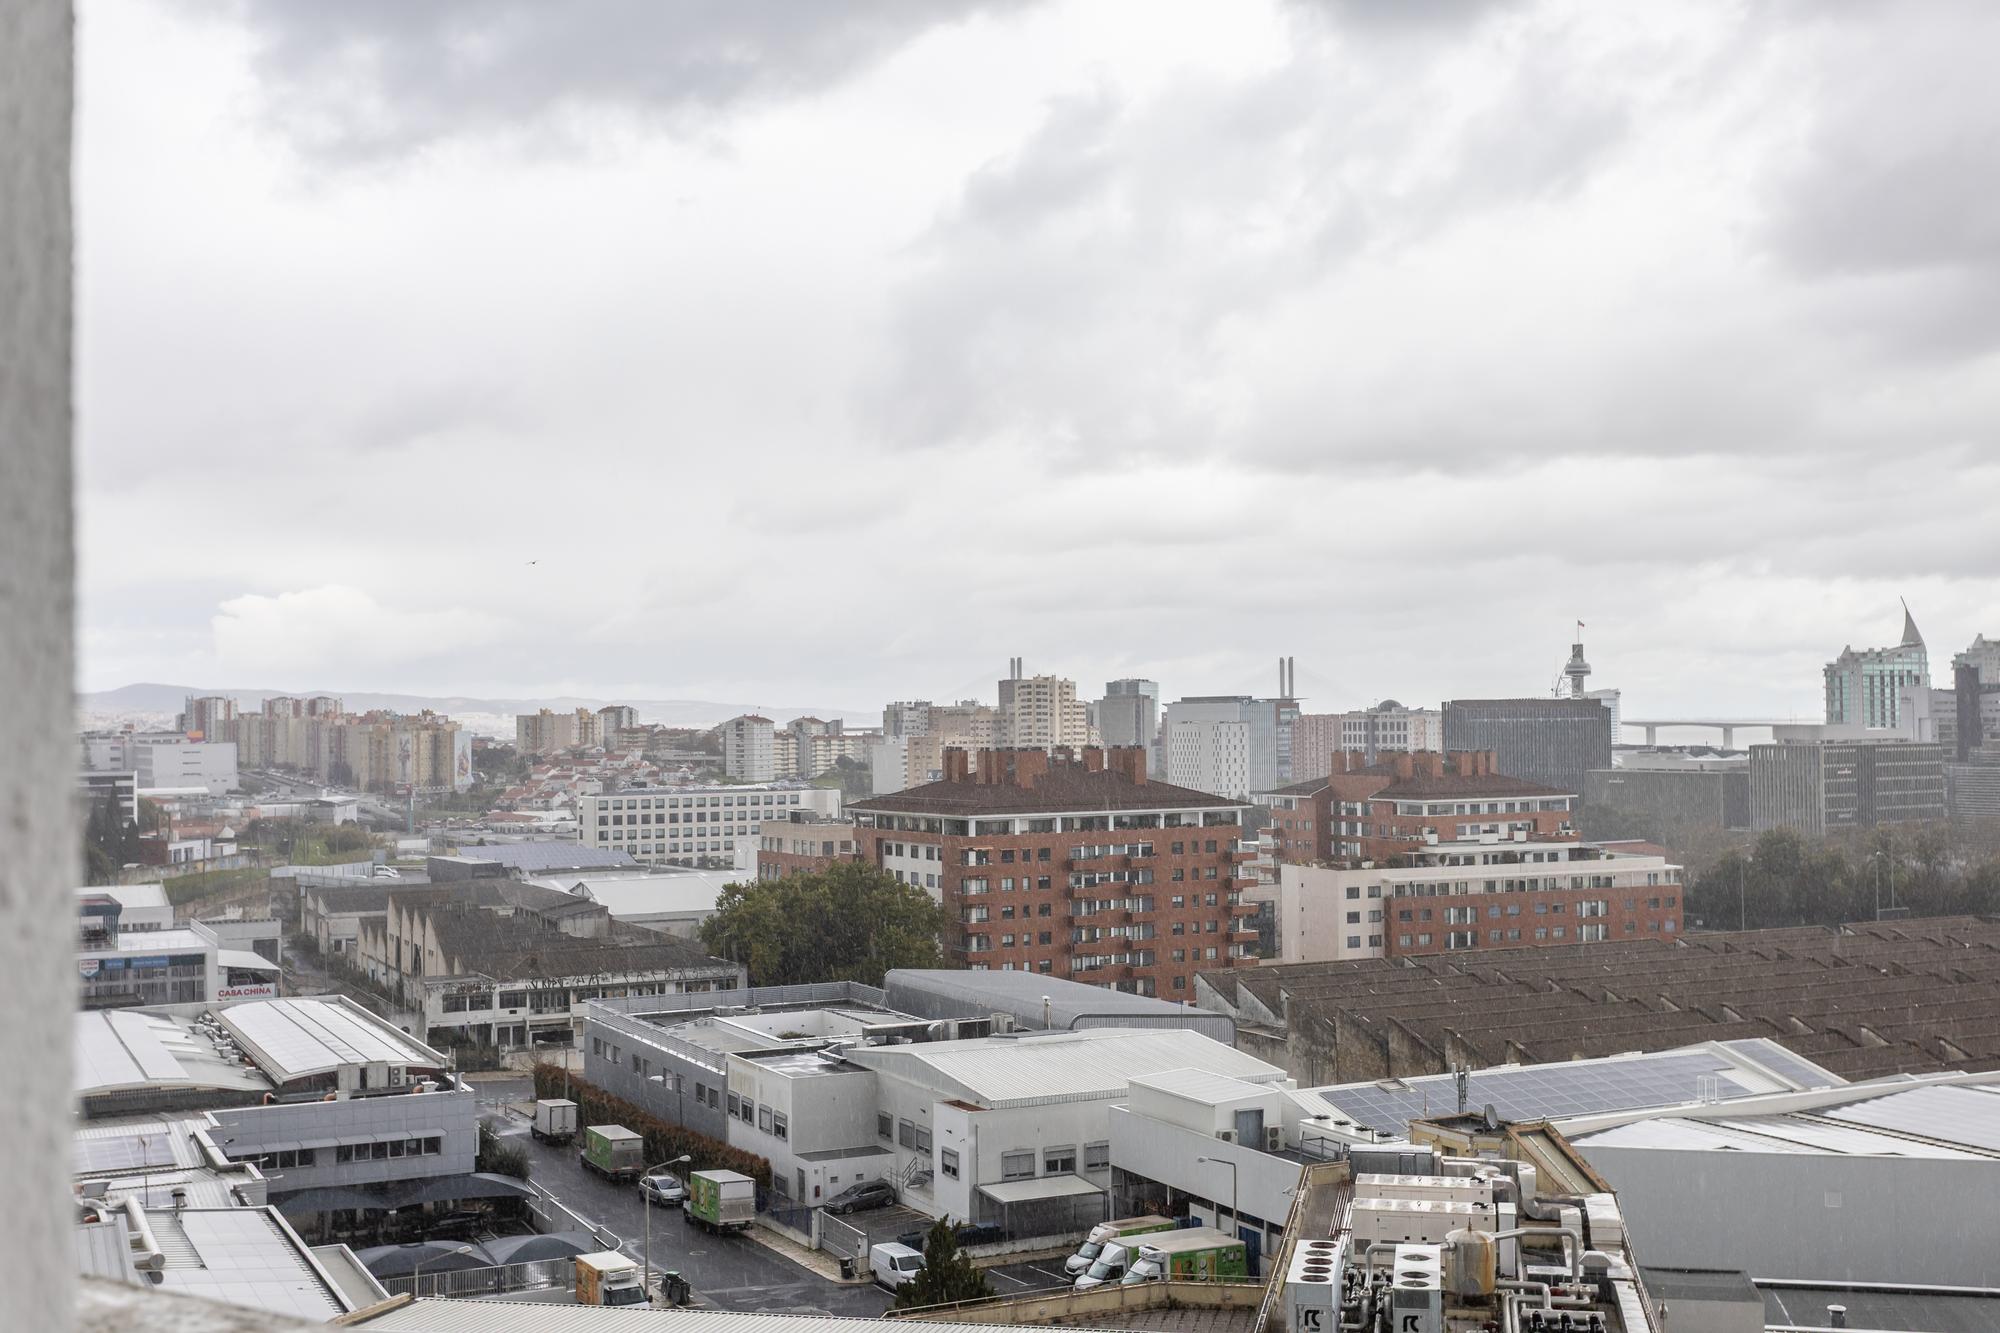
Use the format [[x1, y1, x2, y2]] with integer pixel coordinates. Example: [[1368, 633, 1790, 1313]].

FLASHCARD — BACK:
[[1769, 2, 2000, 282], [214, 0, 1017, 157], [866, 17, 1646, 471]]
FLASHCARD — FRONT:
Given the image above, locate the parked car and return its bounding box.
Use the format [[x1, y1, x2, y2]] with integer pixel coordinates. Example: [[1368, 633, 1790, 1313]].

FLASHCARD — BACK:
[[640, 1171, 688, 1207], [869, 1242, 924, 1291], [897, 1221, 1006, 1251], [823, 1180, 897, 1215]]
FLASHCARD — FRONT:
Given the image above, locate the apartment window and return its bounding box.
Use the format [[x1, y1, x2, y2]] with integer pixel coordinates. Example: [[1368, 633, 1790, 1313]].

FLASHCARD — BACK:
[[916, 1126, 932, 1152], [941, 1148, 960, 1179], [1084, 1142, 1109, 1171], [1346, 936, 1361, 949], [1044, 1145, 1077, 1174], [878, 1112, 892, 1140], [1001, 1151, 1035, 1181], [759, 1106, 772, 1132], [899, 1119, 917, 1149], [772, 1112, 788, 1141]]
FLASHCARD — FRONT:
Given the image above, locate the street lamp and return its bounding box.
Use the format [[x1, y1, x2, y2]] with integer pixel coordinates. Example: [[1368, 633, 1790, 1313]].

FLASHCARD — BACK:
[[411, 1243, 479, 1298], [1195, 1156, 1238, 1245], [643, 1155, 692, 1297]]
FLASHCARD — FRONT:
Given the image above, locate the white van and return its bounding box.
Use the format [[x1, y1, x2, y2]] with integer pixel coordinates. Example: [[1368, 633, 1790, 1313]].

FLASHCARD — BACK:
[[1074, 1241, 1134, 1290], [870, 1242, 924, 1291]]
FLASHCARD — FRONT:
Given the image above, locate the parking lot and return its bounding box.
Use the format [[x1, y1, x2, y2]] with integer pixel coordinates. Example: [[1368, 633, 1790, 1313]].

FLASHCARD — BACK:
[[480, 1078, 892, 1316]]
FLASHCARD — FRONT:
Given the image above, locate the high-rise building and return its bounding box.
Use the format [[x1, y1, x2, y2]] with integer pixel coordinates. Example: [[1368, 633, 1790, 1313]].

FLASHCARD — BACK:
[[178, 695, 237, 742], [1096, 679, 1159, 751], [722, 714, 776, 782], [1292, 701, 1447, 773], [1441, 697, 1614, 798], [1162, 696, 1285, 798], [1825, 603, 1930, 730], [849, 746, 1258, 997], [1749, 737, 1947, 836], [515, 707, 603, 755], [882, 700, 934, 739], [997, 664, 1092, 750]]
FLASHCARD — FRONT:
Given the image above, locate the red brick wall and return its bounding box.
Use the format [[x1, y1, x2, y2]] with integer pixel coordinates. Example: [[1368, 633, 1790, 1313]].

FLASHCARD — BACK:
[[853, 821, 1258, 999], [1383, 885, 1683, 958]]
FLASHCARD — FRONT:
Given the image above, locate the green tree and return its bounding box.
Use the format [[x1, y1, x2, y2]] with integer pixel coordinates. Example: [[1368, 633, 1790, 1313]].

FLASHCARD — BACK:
[[892, 1218, 994, 1310], [476, 1118, 531, 1181], [699, 861, 951, 986]]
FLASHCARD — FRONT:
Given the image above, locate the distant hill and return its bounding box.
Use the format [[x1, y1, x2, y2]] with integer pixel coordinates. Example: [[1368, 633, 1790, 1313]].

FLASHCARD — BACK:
[[78, 683, 874, 737]]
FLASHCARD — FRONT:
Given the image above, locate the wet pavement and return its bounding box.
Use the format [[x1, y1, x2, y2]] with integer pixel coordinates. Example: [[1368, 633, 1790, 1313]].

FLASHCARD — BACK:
[[481, 1078, 893, 1316]]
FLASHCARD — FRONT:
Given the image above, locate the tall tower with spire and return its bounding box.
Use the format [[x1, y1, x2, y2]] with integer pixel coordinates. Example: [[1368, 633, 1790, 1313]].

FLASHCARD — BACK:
[[1825, 602, 1930, 729]]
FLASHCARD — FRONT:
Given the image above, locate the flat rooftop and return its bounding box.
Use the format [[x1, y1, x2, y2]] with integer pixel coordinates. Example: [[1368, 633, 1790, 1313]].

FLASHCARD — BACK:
[[75, 1010, 272, 1103]]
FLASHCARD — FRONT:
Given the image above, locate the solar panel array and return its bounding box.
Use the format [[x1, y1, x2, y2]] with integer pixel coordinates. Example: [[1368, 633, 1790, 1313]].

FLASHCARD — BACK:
[[72, 1129, 179, 1176], [1314, 1050, 1755, 1137], [1823, 1084, 2000, 1153], [1717, 1037, 1842, 1091]]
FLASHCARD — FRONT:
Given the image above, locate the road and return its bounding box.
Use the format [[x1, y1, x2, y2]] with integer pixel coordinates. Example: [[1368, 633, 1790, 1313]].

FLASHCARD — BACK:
[[479, 1078, 893, 1316]]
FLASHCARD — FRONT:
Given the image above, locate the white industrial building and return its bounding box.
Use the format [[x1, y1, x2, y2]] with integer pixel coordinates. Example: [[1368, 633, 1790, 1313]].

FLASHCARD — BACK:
[[1557, 1071, 2000, 1287], [524, 867, 740, 940], [75, 881, 174, 932], [77, 918, 282, 1008], [578, 783, 841, 868], [74, 995, 501, 1236]]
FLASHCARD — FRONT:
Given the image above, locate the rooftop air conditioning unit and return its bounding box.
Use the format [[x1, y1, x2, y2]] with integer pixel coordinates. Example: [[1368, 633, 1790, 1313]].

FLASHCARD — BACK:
[[1266, 1126, 1283, 1152], [1215, 1130, 1234, 1143], [990, 1012, 1015, 1033]]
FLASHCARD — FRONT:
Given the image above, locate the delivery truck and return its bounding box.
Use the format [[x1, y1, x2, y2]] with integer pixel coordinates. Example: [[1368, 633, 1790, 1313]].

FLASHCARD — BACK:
[[1064, 1216, 1177, 1276], [580, 1124, 644, 1182], [532, 1098, 578, 1145], [684, 1169, 756, 1234], [574, 1251, 648, 1306], [1120, 1228, 1249, 1285]]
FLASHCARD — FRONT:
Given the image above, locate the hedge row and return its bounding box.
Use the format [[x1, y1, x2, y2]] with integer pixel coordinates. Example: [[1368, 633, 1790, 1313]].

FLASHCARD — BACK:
[[530, 1061, 772, 1188]]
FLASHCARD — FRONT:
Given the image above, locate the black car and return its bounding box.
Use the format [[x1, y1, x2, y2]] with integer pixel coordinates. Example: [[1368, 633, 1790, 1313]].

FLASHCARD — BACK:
[[897, 1221, 1006, 1250], [822, 1180, 897, 1215]]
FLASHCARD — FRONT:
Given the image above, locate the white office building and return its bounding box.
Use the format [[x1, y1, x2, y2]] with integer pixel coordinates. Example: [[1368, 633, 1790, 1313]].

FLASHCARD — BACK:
[[133, 735, 239, 794], [579, 783, 842, 868], [1166, 717, 1251, 800]]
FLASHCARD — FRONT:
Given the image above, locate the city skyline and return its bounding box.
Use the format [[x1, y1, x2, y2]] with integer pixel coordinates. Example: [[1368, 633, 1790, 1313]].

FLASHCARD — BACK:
[[74, 1, 2000, 715]]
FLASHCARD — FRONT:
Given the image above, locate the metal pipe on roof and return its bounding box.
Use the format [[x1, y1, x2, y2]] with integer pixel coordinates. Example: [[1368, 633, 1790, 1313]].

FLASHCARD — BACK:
[[121, 1195, 165, 1272]]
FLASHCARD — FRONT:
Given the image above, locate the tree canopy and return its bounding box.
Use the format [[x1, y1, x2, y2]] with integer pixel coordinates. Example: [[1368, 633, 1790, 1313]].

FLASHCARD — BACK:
[[891, 1218, 994, 1310], [1686, 824, 2000, 930], [698, 861, 951, 986]]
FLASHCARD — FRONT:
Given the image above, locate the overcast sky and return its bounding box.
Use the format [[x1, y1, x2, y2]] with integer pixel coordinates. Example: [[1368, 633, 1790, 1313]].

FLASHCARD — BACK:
[[75, 0, 2000, 722]]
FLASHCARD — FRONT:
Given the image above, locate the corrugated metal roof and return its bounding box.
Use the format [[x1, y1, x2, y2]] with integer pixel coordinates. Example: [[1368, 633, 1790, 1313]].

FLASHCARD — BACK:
[[1128, 1066, 1278, 1106], [359, 1302, 1088, 1333], [842, 1028, 1282, 1107], [219, 995, 446, 1081]]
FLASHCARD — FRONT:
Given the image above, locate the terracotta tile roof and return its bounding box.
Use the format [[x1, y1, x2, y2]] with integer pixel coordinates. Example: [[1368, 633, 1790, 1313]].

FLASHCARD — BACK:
[[1375, 773, 1568, 800], [853, 770, 1242, 817]]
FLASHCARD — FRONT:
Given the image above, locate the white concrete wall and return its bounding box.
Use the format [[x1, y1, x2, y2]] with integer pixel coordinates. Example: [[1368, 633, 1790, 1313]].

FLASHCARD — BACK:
[[1578, 1145, 2000, 1287], [1, 6, 74, 1324]]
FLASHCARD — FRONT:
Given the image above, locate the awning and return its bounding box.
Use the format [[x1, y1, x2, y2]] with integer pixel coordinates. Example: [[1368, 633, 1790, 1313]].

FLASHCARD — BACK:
[[217, 949, 281, 974], [273, 1171, 534, 1214], [978, 1175, 1105, 1205]]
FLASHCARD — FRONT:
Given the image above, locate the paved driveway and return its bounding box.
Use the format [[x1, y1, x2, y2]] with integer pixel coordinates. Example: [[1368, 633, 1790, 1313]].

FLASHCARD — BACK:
[[485, 1096, 891, 1316]]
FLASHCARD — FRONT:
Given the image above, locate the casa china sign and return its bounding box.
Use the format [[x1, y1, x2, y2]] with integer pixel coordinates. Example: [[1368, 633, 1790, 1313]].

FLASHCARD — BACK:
[[216, 983, 277, 1000]]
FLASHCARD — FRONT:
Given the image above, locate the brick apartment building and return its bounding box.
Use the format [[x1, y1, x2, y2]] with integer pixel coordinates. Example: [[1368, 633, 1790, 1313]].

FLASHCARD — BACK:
[[1262, 750, 1577, 867], [848, 746, 1258, 998], [755, 811, 864, 881]]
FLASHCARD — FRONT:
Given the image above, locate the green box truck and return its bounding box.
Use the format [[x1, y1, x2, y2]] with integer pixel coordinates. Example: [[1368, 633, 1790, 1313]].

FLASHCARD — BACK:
[[683, 1169, 755, 1234], [580, 1124, 644, 1182], [1120, 1228, 1249, 1284]]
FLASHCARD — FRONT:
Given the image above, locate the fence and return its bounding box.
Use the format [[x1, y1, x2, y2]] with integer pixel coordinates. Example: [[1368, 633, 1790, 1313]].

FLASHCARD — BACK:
[[821, 1213, 870, 1265], [382, 1256, 574, 1300], [526, 1179, 621, 1253]]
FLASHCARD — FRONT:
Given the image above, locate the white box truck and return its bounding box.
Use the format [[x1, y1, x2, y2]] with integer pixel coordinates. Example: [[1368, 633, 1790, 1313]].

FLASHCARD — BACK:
[[574, 1251, 648, 1306], [532, 1098, 578, 1145], [1065, 1216, 1176, 1277]]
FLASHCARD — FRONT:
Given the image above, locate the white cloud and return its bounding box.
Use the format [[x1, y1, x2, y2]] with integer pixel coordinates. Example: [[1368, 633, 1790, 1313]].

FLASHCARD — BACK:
[[210, 587, 509, 681], [71, 0, 2000, 719]]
